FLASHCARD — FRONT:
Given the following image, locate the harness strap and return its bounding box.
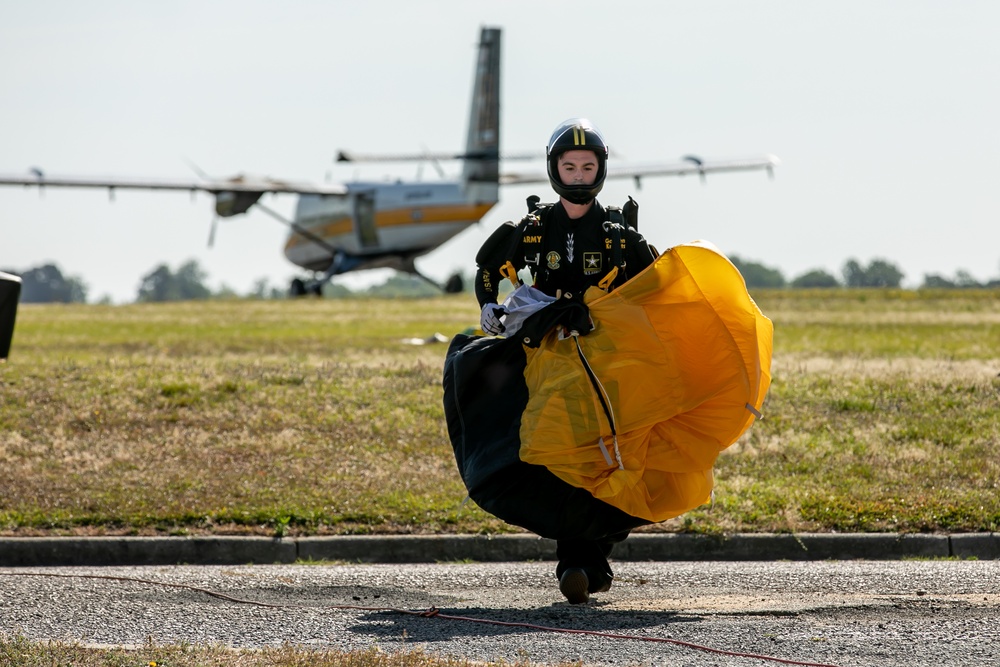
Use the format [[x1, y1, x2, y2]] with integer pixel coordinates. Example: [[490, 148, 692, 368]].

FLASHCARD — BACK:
[[597, 266, 619, 291], [604, 206, 625, 270], [517, 197, 631, 291], [500, 261, 521, 287]]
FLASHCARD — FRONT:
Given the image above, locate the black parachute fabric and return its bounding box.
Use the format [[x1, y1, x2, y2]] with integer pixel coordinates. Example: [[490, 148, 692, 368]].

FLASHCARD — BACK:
[[0, 272, 21, 360], [442, 327, 649, 541]]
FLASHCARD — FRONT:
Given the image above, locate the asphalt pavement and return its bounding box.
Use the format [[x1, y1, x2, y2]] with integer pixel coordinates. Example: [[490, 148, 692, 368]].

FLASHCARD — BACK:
[[2, 533, 998, 666], [2, 558, 998, 666]]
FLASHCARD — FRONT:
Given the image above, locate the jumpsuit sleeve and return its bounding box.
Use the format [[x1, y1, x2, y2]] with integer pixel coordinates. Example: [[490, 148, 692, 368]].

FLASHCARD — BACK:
[[474, 219, 524, 309]]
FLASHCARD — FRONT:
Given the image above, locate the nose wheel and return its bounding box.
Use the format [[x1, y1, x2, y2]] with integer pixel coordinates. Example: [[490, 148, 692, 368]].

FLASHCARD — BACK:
[[289, 278, 324, 297], [443, 272, 464, 294]]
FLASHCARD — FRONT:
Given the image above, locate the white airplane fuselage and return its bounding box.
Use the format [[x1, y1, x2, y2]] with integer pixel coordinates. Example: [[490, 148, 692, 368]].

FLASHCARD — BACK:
[[284, 181, 496, 274]]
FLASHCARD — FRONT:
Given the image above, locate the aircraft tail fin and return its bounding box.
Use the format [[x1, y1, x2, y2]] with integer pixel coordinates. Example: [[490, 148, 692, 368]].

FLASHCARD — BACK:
[[461, 27, 501, 203]]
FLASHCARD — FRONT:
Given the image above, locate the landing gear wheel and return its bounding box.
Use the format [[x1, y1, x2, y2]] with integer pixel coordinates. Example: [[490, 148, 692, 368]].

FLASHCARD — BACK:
[[443, 272, 464, 294]]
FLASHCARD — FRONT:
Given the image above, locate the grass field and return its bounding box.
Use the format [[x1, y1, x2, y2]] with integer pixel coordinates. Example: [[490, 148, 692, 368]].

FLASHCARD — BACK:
[[2, 289, 999, 537]]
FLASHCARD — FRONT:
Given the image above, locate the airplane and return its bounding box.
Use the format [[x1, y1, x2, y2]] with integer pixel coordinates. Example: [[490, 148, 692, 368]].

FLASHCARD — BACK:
[[0, 26, 779, 297]]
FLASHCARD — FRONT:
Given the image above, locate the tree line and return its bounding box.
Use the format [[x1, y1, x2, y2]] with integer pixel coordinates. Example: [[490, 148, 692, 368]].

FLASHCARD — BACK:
[[730, 256, 1000, 290], [5, 256, 1000, 304], [2, 260, 444, 304]]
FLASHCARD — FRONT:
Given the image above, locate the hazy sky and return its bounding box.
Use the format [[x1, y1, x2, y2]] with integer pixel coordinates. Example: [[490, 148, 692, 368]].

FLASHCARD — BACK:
[[3, 1, 998, 302]]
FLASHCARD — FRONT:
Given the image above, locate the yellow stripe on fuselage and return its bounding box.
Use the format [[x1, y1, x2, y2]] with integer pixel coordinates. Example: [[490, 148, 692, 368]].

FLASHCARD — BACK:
[[284, 202, 495, 252]]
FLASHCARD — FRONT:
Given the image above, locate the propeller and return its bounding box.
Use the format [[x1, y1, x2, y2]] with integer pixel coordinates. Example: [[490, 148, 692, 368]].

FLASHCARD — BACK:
[[30, 167, 45, 197], [184, 158, 221, 249], [421, 144, 447, 179], [207, 216, 219, 248], [683, 155, 708, 184]]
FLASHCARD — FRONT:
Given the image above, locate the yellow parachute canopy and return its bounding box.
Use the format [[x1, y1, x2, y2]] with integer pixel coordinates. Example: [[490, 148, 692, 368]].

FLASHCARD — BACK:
[[519, 241, 773, 523]]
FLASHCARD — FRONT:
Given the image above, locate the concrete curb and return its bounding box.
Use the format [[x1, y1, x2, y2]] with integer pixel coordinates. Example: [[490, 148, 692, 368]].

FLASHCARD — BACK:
[[1, 533, 997, 567]]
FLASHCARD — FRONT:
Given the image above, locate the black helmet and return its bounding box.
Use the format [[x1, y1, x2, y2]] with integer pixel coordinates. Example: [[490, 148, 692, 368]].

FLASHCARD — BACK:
[[546, 118, 608, 204]]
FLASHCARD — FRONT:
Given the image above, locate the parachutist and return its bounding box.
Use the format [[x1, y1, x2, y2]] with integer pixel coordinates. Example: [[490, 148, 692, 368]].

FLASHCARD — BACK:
[[450, 119, 772, 607], [466, 119, 659, 603]]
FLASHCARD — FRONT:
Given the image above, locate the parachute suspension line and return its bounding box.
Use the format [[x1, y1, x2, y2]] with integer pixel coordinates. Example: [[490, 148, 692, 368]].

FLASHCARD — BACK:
[[571, 334, 624, 471]]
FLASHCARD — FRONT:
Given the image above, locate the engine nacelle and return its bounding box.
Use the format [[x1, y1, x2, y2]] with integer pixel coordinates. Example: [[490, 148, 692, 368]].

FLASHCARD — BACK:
[[215, 191, 264, 218]]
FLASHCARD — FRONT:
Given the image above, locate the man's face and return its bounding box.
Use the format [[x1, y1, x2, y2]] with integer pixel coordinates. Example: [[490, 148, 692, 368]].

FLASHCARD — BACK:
[[557, 150, 599, 186]]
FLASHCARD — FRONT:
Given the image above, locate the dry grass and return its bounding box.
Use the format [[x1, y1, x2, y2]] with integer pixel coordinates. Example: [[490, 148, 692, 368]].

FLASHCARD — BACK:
[[2, 290, 999, 536], [662, 288, 1000, 534], [0, 636, 537, 667], [1, 298, 510, 536]]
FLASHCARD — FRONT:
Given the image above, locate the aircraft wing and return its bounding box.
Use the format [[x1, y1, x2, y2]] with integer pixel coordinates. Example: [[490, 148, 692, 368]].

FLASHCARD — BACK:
[[500, 154, 780, 185], [0, 172, 349, 196], [0, 171, 350, 220]]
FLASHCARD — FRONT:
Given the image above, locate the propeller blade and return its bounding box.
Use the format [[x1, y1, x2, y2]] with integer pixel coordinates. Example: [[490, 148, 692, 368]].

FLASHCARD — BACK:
[[183, 157, 212, 180]]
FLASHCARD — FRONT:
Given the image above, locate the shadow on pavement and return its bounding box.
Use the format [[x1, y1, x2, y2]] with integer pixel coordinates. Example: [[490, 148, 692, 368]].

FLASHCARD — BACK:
[[350, 605, 702, 642]]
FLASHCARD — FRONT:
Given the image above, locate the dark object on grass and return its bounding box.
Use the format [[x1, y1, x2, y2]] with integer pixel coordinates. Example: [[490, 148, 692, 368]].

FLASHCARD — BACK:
[[0, 272, 21, 360]]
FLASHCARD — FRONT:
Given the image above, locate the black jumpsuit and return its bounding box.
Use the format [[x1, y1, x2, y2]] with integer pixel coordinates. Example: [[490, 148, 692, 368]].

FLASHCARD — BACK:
[[476, 200, 656, 307]]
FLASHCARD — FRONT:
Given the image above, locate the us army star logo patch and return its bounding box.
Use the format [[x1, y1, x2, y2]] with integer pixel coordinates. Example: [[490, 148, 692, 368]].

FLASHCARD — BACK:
[[546, 251, 561, 270], [584, 252, 602, 274]]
